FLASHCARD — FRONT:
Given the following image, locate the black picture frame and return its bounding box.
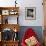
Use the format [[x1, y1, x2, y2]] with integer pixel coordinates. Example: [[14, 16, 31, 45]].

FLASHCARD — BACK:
[[25, 7, 36, 20]]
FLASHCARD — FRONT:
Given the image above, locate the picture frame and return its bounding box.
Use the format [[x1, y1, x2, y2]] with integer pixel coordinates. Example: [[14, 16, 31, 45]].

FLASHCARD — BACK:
[[2, 10, 9, 15], [25, 7, 36, 20]]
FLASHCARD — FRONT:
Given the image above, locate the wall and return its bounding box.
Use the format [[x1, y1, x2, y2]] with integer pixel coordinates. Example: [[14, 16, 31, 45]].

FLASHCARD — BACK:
[[18, 0, 44, 26], [0, 0, 44, 26]]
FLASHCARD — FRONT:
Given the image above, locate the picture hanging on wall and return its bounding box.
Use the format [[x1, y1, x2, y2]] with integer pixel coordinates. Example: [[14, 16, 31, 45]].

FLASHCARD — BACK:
[[25, 7, 36, 20]]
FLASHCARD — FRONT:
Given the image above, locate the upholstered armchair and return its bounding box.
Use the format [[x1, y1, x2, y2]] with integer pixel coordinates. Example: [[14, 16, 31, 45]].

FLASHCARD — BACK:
[[21, 28, 41, 46]]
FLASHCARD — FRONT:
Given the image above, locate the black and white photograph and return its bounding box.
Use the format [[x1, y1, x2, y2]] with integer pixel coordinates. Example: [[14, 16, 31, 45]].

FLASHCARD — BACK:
[[25, 7, 36, 20]]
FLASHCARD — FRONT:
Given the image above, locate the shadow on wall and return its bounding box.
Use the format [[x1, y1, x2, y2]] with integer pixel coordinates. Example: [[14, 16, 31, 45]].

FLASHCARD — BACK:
[[18, 26, 43, 44]]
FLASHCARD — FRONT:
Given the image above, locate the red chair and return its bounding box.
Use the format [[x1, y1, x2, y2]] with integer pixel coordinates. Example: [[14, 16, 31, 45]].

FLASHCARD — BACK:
[[21, 28, 41, 46]]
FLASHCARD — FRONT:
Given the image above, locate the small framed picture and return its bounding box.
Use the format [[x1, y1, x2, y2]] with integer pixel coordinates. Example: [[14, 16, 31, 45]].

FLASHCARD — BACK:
[[25, 7, 36, 20], [2, 10, 9, 15]]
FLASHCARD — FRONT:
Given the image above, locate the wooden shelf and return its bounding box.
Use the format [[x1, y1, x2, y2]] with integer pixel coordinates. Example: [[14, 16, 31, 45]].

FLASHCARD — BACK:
[[1, 40, 19, 46], [2, 40, 19, 42], [0, 7, 19, 16], [0, 7, 20, 46], [0, 7, 19, 10], [0, 24, 20, 32]]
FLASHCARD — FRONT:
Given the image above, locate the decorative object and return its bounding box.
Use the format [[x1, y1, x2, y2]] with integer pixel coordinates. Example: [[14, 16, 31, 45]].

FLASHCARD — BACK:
[[25, 7, 36, 20], [25, 36, 38, 46], [15, 0, 17, 7], [5, 18, 8, 24], [2, 10, 9, 15], [2, 16, 8, 24], [1, 28, 18, 41], [2, 28, 13, 41], [9, 10, 18, 15], [21, 28, 41, 46], [13, 32, 18, 41]]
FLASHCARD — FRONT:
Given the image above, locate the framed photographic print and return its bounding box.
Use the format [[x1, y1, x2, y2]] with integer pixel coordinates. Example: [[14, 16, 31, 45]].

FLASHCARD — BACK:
[[25, 7, 36, 20]]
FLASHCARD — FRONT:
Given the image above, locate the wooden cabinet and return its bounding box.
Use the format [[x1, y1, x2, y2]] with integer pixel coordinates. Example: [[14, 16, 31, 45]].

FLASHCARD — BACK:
[[0, 7, 20, 46]]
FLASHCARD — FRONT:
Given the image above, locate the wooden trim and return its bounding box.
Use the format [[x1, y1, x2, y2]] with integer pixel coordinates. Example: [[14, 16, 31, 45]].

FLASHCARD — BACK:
[[0, 7, 19, 10]]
